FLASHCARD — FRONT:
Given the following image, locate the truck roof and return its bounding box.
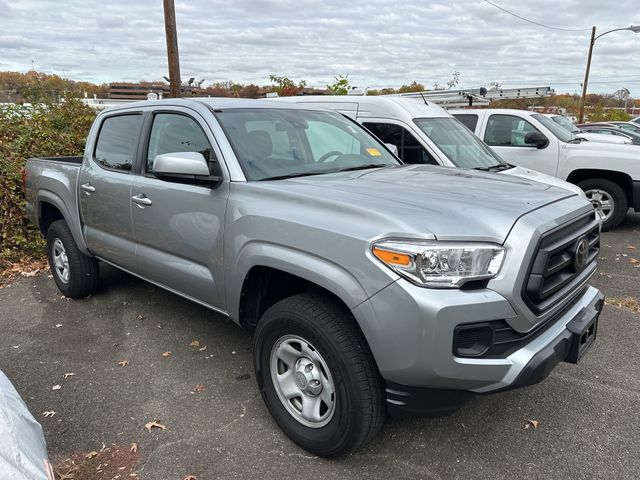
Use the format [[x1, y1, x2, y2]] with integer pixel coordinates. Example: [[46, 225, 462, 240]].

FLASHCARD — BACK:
[[100, 97, 324, 113], [449, 108, 541, 117]]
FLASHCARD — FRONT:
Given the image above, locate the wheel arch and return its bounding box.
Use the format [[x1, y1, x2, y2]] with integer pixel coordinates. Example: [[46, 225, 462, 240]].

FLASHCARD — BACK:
[[230, 244, 372, 329], [566, 169, 633, 204], [36, 190, 90, 255]]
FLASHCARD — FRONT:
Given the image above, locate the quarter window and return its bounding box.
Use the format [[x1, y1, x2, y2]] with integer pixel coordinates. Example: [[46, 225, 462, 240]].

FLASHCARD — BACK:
[[94, 114, 143, 172], [146, 113, 214, 174], [363, 122, 437, 165], [484, 115, 540, 147]]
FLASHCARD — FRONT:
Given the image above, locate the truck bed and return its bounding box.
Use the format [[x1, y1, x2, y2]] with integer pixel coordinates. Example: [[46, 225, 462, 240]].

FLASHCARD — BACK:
[[24, 156, 83, 244], [32, 156, 83, 164]]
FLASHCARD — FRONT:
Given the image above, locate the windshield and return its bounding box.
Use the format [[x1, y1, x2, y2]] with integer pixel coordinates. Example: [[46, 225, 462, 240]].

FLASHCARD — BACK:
[[531, 114, 575, 143], [214, 108, 400, 180], [413, 117, 508, 169], [551, 115, 579, 133]]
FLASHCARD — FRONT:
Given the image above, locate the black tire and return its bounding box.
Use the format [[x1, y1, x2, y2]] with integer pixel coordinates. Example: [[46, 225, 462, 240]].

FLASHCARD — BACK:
[[578, 178, 628, 231], [253, 293, 385, 457], [46, 219, 99, 298]]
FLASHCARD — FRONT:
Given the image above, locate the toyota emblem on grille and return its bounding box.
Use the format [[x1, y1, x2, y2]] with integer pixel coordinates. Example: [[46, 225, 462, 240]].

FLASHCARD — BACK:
[[574, 236, 590, 271]]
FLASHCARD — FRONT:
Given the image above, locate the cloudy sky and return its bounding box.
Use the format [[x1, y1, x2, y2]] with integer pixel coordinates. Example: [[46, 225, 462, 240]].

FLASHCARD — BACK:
[[1, 0, 639, 94]]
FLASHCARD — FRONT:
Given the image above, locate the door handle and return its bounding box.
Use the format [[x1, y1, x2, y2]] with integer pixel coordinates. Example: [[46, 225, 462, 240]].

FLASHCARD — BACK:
[[80, 183, 95, 193], [131, 194, 152, 207]]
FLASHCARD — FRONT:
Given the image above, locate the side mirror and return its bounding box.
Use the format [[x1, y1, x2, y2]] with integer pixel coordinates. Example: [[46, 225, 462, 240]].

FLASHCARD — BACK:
[[524, 131, 549, 149], [384, 143, 399, 156], [153, 152, 221, 186]]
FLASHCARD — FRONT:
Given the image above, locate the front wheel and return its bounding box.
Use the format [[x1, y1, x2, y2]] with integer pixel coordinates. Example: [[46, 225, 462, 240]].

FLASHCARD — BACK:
[[578, 178, 628, 231], [253, 293, 385, 457], [46, 220, 99, 298]]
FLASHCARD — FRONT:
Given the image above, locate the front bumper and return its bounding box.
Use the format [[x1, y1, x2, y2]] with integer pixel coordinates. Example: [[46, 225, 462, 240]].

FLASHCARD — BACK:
[[352, 282, 603, 415]]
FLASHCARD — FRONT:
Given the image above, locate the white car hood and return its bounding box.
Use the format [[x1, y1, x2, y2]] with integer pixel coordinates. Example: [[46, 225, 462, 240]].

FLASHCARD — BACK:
[[499, 165, 586, 197], [576, 132, 630, 145]]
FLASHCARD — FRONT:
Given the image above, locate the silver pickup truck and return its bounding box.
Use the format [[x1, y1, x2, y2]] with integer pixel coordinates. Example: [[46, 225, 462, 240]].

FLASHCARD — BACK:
[[25, 98, 603, 457]]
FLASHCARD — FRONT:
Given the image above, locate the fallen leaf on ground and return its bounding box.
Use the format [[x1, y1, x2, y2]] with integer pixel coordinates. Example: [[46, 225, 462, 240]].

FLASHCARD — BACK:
[[20, 269, 40, 277], [55, 324, 63, 328], [193, 383, 205, 393], [524, 419, 539, 429], [183, 476, 198, 480], [63, 372, 75, 379], [58, 468, 78, 480], [52, 384, 61, 390], [190, 340, 201, 348], [118, 360, 129, 367], [130, 443, 138, 453], [162, 351, 172, 357], [145, 420, 166, 432], [85, 451, 99, 459], [43, 410, 56, 417], [136, 314, 144, 320], [627, 245, 636, 250], [630, 258, 639, 265], [198, 346, 207, 352]]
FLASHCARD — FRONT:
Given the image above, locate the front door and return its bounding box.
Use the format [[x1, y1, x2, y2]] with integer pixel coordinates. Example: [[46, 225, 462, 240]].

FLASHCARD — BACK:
[[129, 109, 229, 311], [482, 113, 559, 175]]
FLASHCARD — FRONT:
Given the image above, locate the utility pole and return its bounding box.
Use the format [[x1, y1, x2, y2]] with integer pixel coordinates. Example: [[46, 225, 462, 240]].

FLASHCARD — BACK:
[[578, 25, 640, 123], [578, 26, 596, 124], [163, 0, 181, 98]]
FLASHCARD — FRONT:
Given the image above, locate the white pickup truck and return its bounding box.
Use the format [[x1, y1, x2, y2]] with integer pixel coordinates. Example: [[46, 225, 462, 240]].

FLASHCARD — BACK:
[[451, 108, 640, 230]]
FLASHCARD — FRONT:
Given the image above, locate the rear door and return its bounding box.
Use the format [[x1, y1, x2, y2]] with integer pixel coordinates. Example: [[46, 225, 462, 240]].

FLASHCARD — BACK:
[[79, 112, 143, 269], [129, 107, 229, 311]]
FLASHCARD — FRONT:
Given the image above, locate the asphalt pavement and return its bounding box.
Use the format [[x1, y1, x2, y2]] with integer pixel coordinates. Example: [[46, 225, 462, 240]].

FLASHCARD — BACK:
[[1, 212, 639, 480]]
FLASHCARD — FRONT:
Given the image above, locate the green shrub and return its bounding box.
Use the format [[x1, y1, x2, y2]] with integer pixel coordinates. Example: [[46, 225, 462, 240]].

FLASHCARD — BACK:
[[0, 99, 96, 267]]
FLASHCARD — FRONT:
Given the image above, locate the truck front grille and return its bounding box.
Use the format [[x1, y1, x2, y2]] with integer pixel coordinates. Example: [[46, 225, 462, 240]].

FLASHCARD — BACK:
[[523, 211, 599, 315]]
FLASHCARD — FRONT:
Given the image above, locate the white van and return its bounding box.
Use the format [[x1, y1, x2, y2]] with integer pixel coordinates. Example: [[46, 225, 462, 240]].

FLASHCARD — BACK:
[[273, 95, 586, 201]]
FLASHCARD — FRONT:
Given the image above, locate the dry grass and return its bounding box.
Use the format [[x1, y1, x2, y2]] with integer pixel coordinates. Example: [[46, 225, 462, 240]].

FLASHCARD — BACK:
[[605, 296, 640, 315], [0, 257, 48, 287], [53, 444, 141, 480]]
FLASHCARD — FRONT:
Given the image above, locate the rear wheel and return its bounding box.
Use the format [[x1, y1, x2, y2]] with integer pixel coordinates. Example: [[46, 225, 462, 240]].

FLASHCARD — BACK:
[[46, 220, 99, 298], [253, 293, 385, 457], [578, 178, 628, 231]]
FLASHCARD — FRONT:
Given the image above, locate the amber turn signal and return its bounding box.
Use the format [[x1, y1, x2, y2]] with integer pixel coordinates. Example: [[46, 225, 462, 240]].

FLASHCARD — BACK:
[[372, 247, 411, 266]]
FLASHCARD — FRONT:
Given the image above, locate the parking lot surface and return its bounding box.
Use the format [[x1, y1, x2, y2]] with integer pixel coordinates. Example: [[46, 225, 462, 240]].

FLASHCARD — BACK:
[[1, 213, 639, 479]]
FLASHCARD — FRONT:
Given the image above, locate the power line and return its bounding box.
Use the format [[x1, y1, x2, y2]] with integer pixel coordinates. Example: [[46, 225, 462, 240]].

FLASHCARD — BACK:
[[482, 0, 591, 32]]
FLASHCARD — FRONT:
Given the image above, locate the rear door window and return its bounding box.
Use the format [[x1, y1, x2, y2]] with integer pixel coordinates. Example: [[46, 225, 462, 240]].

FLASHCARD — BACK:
[[453, 114, 478, 132], [94, 114, 143, 172], [363, 122, 437, 165]]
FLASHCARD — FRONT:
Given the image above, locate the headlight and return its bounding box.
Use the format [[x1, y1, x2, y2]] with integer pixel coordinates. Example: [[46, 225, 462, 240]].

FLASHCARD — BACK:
[[371, 240, 505, 288]]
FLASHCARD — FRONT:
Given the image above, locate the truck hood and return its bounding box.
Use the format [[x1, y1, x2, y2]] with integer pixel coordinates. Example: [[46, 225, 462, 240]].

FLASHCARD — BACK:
[[576, 132, 630, 145], [499, 165, 586, 198], [270, 165, 578, 243], [568, 139, 640, 157]]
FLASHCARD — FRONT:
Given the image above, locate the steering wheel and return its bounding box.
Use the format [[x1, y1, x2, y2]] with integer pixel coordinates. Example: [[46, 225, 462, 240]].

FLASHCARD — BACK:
[[318, 151, 343, 163]]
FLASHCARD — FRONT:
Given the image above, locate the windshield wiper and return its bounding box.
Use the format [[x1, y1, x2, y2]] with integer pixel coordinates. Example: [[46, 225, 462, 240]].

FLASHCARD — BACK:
[[568, 137, 586, 144], [334, 164, 388, 173], [258, 171, 329, 181], [473, 163, 513, 172], [259, 164, 388, 181]]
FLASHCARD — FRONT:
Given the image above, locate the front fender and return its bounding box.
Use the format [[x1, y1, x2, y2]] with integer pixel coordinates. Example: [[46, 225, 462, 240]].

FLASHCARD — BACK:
[[226, 241, 379, 322]]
